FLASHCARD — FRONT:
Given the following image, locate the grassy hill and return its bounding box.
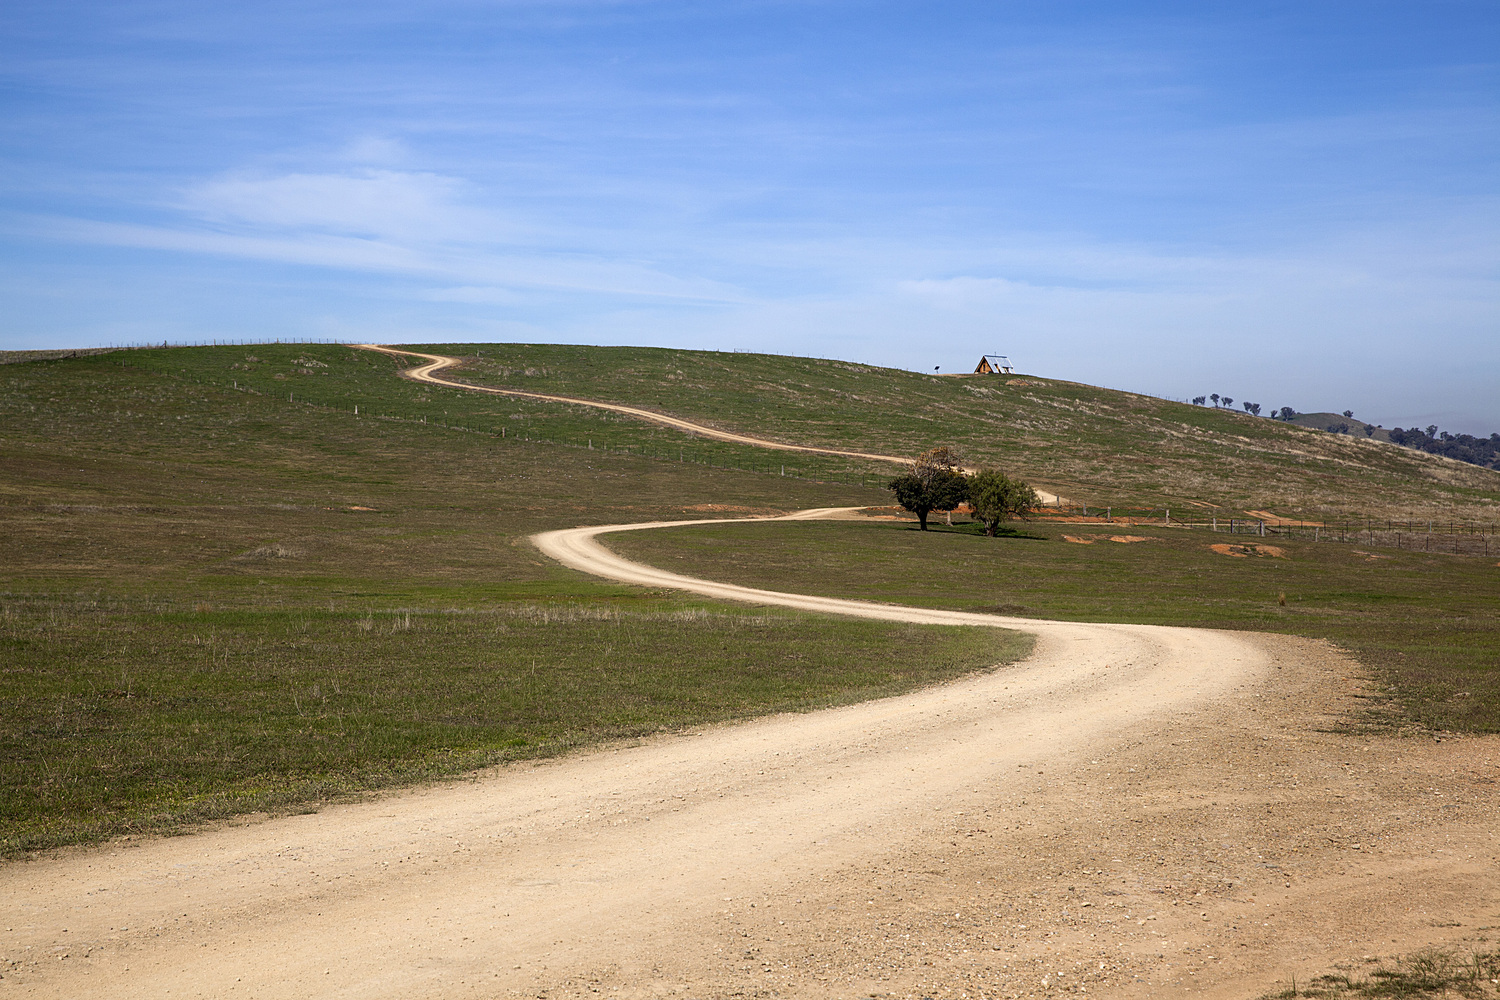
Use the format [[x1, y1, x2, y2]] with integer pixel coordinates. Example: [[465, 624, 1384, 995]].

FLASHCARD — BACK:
[[0, 345, 1025, 854], [434, 344, 1500, 522], [64, 341, 1500, 520], [1282, 411, 1388, 439], [4, 341, 1497, 853]]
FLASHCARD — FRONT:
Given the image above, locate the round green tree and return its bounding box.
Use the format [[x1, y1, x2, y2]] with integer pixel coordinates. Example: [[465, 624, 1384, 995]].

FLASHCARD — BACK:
[[887, 447, 969, 530], [966, 469, 1040, 536]]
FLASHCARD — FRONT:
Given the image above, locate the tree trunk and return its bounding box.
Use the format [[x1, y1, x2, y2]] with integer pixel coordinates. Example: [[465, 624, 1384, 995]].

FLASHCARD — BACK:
[[917, 511, 928, 530], [985, 520, 997, 537]]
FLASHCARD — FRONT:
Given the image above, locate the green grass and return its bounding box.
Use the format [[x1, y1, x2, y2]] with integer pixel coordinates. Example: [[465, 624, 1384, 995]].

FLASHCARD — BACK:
[[0, 347, 1031, 854], [5, 341, 1498, 852], [68, 341, 1500, 520], [430, 342, 1500, 521], [1265, 947, 1500, 999], [71, 342, 896, 489], [609, 517, 1500, 732], [0, 595, 1025, 856]]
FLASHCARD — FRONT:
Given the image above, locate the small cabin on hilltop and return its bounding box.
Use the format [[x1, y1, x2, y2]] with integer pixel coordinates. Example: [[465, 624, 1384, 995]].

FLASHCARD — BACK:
[[973, 355, 1015, 375]]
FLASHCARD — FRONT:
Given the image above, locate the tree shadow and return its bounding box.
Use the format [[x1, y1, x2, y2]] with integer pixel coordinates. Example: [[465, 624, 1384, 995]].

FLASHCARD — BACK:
[[904, 522, 1048, 540]]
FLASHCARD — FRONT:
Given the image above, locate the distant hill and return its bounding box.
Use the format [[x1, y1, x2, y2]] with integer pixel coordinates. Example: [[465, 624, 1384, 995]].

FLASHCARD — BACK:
[[1275, 411, 1500, 472], [1280, 411, 1391, 441]]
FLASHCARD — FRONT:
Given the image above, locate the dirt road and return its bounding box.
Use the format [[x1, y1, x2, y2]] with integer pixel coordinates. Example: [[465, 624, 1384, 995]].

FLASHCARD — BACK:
[[7, 508, 1498, 999], [352, 344, 1065, 504], [8, 347, 1498, 997]]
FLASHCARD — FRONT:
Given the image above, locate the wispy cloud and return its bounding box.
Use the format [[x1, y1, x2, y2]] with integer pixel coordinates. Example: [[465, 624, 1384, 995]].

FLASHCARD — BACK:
[[181, 169, 491, 242], [16, 163, 750, 302]]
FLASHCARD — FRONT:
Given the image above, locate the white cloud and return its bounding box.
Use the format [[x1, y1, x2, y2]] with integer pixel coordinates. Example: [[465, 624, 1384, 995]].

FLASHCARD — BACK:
[[181, 169, 494, 243], [17, 204, 747, 303], [342, 135, 411, 165]]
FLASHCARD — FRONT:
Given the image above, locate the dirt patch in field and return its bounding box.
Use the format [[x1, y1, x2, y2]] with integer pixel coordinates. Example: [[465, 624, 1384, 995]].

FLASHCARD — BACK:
[[1211, 542, 1287, 558], [1245, 509, 1326, 527], [682, 504, 784, 514], [233, 543, 303, 561], [1063, 533, 1154, 545]]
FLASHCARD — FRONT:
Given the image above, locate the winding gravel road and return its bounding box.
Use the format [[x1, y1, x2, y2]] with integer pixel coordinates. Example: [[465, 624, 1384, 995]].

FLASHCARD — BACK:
[[6, 508, 1281, 999], [8, 348, 1495, 999]]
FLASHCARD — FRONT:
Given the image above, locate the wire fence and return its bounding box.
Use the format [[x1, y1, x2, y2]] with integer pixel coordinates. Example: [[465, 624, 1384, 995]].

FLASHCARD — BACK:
[[1037, 503, 1498, 557], [112, 338, 345, 349], [1205, 517, 1497, 556]]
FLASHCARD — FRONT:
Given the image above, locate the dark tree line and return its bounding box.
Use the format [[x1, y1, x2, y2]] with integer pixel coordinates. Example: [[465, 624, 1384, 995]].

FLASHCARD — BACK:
[[1192, 394, 1261, 416], [1265, 405, 1497, 470], [1387, 426, 1500, 470]]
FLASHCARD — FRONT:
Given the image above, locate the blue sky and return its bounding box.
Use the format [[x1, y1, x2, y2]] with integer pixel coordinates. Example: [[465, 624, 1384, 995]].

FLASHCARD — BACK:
[[3, 1, 1498, 433]]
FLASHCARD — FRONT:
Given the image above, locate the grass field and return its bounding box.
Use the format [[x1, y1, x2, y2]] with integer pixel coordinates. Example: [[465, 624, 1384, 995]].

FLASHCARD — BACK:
[[2, 597, 1023, 855], [5, 341, 1499, 852], [0, 347, 1029, 854], [611, 515, 1500, 733], [437, 343, 1500, 521], [56, 342, 1500, 520]]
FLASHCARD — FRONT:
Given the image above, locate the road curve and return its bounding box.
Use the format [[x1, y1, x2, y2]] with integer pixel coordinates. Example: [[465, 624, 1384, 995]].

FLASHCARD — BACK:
[[5, 511, 1272, 1000], [535, 508, 1077, 630], [352, 343, 1063, 503]]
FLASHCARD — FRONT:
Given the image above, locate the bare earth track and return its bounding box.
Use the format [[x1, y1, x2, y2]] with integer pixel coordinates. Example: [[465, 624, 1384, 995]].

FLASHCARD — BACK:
[[352, 345, 1063, 502], [4, 352, 1497, 999]]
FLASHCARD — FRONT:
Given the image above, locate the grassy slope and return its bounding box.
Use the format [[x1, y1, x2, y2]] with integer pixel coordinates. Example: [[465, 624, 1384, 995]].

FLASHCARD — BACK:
[[6, 340, 1497, 850], [0, 347, 1030, 854], [431, 343, 1500, 521], [612, 518, 1500, 733]]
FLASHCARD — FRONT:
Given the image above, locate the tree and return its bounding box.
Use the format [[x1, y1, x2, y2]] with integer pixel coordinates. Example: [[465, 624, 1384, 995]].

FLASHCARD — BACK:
[[1243, 401, 1262, 416], [966, 469, 1040, 536], [887, 446, 968, 531], [1192, 395, 1206, 406], [1343, 410, 1354, 419], [1278, 406, 1297, 420], [1222, 396, 1234, 409], [1210, 393, 1220, 407]]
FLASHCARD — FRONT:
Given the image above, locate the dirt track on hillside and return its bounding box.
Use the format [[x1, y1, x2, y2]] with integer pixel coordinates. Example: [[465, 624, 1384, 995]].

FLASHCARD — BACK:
[[352, 344, 1065, 504], [6, 509, 1499, 999], [6, 355, 1498, 998]]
